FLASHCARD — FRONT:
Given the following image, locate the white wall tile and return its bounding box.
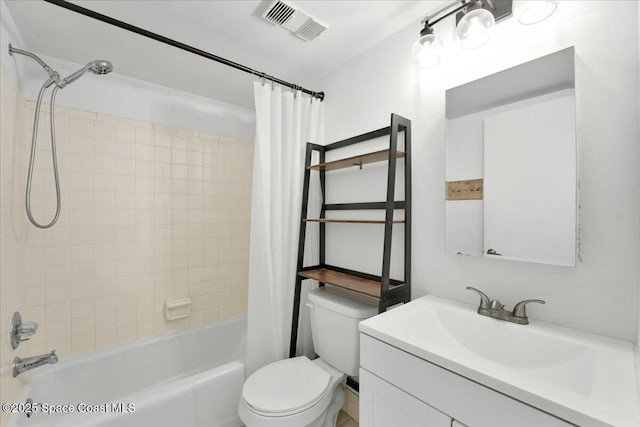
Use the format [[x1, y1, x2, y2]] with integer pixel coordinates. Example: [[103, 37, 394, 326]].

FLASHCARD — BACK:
[[69, 154, 92, 173], [46, 301, 71, 322], [93, 121, 115, 140], [46, 320, 71, 342], [69, 117, 93, 137], [2, 99, 252, 386], [96, 329, 116, 349], [72, 333, 96, 354], [45, 283, 70, 304], [115, 125, 135, 142], [72, 315, 95, 336]]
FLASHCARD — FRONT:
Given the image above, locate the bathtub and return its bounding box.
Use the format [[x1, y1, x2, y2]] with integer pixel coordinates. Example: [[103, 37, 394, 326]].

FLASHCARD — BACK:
[[7, 315, 247, 427]]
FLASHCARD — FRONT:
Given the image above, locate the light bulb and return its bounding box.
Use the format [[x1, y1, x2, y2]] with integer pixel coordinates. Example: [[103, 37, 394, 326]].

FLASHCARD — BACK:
[[519, 0, 557, 25], [411, 33, 443, 68], [455, 7, 495, 50]]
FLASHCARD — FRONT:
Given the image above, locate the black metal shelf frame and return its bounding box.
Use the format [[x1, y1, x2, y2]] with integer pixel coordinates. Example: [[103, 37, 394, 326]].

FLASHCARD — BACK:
[[289, 113, 412, 357]]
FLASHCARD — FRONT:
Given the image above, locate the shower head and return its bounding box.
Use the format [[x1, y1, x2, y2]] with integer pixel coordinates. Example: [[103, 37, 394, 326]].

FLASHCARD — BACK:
[[88, 60, 114, 75], [61, 59, 113, 87]]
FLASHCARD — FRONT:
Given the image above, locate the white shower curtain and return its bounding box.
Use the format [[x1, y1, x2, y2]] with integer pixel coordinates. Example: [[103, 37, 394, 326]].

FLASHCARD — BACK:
[[246, 82, 324, 375]]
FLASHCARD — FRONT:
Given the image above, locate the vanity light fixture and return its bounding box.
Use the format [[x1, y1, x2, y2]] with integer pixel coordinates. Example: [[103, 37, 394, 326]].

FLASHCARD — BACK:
[[455, 0, 496, 49], [411, 23, 444, 68], [413, 0, 557, 68], [519, 0, 557, 25]]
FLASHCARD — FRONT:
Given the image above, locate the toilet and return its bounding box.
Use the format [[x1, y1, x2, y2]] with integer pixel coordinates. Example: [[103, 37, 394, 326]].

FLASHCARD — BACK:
[[239, 286, 378, 427]]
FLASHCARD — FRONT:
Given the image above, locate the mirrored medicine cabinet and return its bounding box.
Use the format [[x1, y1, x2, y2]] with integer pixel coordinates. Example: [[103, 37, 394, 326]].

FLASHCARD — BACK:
[[445, 47, 578, 267]]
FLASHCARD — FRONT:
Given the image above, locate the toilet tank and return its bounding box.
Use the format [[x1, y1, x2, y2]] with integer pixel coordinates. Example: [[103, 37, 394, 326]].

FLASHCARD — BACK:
[[307, 286, 378, 376]]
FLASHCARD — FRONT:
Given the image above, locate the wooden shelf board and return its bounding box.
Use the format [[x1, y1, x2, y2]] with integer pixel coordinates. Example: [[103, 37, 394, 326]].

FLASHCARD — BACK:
[[308, 149, 405, 171], [298, 268, 397, 299], [304, 219, 404, 224]]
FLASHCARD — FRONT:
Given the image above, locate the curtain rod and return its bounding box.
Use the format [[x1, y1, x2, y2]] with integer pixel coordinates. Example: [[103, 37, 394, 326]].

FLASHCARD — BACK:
[[42, 0, 325, 101]]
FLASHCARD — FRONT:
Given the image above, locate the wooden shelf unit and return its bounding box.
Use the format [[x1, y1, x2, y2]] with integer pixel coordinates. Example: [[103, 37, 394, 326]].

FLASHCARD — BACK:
[[298, 266, 403, 299], [308, 149, 406, 171], [303, 218, 405, 224], [289, 113, 412, 358]]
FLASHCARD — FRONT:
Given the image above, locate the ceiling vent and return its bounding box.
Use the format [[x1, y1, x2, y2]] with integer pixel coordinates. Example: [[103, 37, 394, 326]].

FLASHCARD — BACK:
[[261, 1, 328, 42], [262, 1, 296, 26], [294, 19, 327, 42]]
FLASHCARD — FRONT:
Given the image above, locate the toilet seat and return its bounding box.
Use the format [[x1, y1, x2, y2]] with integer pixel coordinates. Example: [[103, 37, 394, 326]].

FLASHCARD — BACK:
[[242, 357, 332, 416]]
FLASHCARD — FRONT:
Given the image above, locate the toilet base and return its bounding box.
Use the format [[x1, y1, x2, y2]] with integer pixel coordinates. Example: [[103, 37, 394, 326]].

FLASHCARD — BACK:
[[318, 383, 345, 427]]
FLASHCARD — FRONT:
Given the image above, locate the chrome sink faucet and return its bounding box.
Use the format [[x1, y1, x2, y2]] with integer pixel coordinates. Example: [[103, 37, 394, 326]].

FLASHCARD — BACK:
[[13, 350, 58, 377], [466, 287, 545, 325]]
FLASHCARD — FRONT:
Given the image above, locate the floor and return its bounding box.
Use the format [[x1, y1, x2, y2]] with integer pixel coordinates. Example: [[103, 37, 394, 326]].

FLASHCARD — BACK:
[[338, 410, 358, 427]]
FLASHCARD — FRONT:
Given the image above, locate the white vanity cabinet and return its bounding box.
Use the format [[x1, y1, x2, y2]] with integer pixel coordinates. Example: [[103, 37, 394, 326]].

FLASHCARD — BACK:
[[358, 295, 640, 427], [359, 334, 572, 427], [360, 369, 452, 426]]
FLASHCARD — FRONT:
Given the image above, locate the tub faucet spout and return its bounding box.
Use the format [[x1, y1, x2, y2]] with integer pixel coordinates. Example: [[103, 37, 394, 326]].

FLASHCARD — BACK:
[[13, 350, 58, 377]]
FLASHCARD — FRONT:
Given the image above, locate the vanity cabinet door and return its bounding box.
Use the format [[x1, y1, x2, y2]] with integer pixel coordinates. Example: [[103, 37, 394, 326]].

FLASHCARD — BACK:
[[360, 369, 452, 427], [361, 334, 572, 427]]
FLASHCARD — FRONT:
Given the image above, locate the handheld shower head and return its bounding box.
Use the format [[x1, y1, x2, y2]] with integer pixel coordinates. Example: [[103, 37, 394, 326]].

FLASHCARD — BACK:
[[88, 60, 113, 75], [62, 59, 113, 87]]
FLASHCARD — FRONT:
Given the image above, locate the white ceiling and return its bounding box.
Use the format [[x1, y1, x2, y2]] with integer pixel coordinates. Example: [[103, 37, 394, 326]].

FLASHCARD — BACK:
[[5, 0, 448, 109]]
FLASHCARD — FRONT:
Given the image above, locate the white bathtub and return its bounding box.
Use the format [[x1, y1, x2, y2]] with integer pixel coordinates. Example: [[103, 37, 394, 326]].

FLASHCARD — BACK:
[[7, 315, 247, 427]]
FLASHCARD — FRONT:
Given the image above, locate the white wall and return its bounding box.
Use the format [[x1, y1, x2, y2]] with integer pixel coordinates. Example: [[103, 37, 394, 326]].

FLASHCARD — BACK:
[[15, 54, 255, 141], [0, 0, 24, 80], [637, 0, 640, 389], [319, 1, 640, 341]]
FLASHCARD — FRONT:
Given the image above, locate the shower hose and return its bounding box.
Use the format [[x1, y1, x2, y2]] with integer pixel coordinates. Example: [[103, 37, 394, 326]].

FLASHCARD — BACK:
[[25, 79, 61, 229]]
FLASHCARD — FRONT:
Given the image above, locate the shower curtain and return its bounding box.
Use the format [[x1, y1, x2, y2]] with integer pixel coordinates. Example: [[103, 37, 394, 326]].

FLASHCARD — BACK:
[[246, 81, 324, 375]]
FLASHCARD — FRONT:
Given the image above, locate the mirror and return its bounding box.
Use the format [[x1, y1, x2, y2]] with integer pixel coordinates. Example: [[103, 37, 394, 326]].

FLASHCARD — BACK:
[[445, 47, 577, 266]]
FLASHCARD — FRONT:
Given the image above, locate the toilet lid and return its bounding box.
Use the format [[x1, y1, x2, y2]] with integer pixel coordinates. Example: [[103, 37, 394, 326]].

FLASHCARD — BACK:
[[243, 357, 331, 414]]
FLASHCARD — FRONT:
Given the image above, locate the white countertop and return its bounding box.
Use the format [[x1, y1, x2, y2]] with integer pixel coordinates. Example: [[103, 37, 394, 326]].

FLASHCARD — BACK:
[[359, 295, 640, 427]]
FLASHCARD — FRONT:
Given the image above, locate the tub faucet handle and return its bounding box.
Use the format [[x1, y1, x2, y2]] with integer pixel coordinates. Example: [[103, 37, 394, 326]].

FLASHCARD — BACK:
[[10, 312, 39, 350], [18, 321, 39, 338]]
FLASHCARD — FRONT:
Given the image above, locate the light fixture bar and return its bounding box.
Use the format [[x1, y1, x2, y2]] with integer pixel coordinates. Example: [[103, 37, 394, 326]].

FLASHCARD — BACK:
[[421, 0, 463, 24], [455, 0, 513, 26], [421, 0, 512, 27], [429, 2, 470, 27]]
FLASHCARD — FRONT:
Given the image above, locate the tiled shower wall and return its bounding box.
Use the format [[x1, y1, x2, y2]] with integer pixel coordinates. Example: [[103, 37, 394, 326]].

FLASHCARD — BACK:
[[0, 63, 253, 407], [23, 103, 253, 348]]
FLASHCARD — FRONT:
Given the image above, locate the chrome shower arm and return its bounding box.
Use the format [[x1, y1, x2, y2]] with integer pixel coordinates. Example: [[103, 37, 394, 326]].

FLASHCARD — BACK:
[[8, 43, 59, 80]]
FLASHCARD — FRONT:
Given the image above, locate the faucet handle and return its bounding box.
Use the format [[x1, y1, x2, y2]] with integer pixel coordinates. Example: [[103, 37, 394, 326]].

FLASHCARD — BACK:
[[10, 312, 39, 350], [18, 321, 39, 338], [512, 299, 545, 318], [465, 286, 491, 310]]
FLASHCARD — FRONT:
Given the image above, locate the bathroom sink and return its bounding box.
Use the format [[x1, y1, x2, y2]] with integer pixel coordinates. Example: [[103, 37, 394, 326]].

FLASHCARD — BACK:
[[360, 295, 640, 427], [424, 297, 596, 394]]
